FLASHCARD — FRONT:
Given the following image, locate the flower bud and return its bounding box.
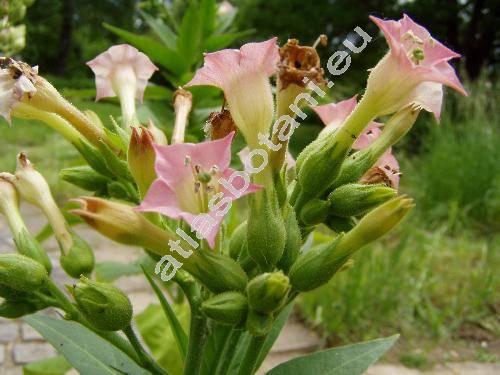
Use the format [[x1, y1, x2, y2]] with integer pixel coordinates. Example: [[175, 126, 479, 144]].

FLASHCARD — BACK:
[[0, 300, 39, 319], [247, 271, 291, 314], [60, 165, 110, 193], [147, 119, 168, 145], [69, 197, 174, 254], [171, 88, 193, 144], [325, 215, 356, 233], [229, 221, 247, 260], [246, 310, 274, 337], [338, 195, 414, 251], [289, 234, 345, 292], [327, 183, 396, 218], [60, 232, 95, 278], [186, 251, 248, 293], [277, 205, 301, 273], [13, 229, 52, 272], [72, 277, 132, 331], [0, 254, 48, 292], [247, 190, 286, 271], [201, 291, 248, 325], [128, 127, 156, 197], [299, 198, 329, 225]]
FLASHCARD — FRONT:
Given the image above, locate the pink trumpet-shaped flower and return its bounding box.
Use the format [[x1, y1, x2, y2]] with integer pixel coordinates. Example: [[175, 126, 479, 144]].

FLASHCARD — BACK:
[[185, 38, 279, 148], [313, 96, 383, 150], [87, 44, 158, 126], [137, 132, 261, 247], [366, 14, 466, 120]]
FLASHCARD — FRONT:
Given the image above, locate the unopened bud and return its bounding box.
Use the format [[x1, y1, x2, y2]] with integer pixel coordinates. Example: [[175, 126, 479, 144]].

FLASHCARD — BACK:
[[299, 198, 329, 225], [0, 300, 40, 319], [70, 197, 174, 254], [246, 310, 274, 337], [247, 189, 286, 270], [60, 232, 95, 278], [72, 277, 132, 331], [247, 271, 291, 314], [186, 251, 248, 293], [327, 183, 396, 217], [60, 166, 110, 193], [325, 215, 356, 233], [277, 205, 301, 273], [201, 291, 248, 325], [128, 127, 157, 197], [229, 221, 247, 260], [0, 254, 48, 292]]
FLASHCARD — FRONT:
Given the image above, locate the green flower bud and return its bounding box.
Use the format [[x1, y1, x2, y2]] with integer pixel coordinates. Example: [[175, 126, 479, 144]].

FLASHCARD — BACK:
[[0, 254, 48, 292], [246, 310, 274, 337], [299, 198, 329, 225], [60, 232, 95, 278], [247, 271, 291, 314], [325, 215, 356, 233], [328, 183, 396, 217], [186, 251, 248, 294], [237, 242, 257, 273], [201, 291, 248, 325], [72, 277, 132, 331], [60, 165, 110, 193], [128, 127, 157, 198], [289, 235, 346, 292], [229, 221, 247, 260], [277, 205, 301, 273], [247, 189, 286, 270], [13, 229, 52, 273], [0, 300, 39, 319], [0, 284, 27, 300]]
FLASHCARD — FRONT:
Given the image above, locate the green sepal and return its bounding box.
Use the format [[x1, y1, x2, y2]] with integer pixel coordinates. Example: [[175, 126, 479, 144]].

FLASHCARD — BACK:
[[13, 229, 52, 273], [246, 271, 291, 314], [60, 166, 110, 193], [201, 291, 248, 325], [60, 232, 95, 278]]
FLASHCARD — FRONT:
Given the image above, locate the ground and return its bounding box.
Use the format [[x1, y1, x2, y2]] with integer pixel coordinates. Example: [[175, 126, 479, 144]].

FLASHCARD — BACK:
[[0, 205, 498, 374]]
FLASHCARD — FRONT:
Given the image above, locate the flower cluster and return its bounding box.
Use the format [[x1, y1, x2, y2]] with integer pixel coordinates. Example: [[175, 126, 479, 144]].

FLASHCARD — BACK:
[[0, 13, 467, 375]]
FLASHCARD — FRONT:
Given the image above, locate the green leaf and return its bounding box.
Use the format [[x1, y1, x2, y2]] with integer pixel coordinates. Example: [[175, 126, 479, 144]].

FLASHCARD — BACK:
[[136, 304, 190, 375], [23, 314, 149, 375], [142, 266, 188, 358], [176, 3, 201, 67], [266, 334, 399, 375], [203, 30, 255, 51], [94, 260, 142, 282], [199, 0, 216, 38], [23, 355, 72, 375], [103, 23, 187, 76], [139, 10, 178, 49]]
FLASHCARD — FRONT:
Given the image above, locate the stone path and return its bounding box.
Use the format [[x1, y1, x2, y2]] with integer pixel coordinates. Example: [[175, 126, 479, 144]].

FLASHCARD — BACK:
[[1, 206, 498, 374]]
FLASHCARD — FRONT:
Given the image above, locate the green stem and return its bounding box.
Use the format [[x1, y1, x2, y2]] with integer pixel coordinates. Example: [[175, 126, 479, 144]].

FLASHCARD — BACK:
[[183, 293, 208, 375], [215, 328, 244, 375], [237, 335, 267, 375], [123, 325, 168, 375], [44, 279, 140, 364]]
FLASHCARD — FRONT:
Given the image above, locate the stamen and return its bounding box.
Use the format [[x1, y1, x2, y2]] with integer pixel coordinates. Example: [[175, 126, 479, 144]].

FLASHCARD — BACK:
[[184, 155, 191, 166], [312, 34, 328, 49], [194, 182, 201, 193], [210, 165, 219, 175]]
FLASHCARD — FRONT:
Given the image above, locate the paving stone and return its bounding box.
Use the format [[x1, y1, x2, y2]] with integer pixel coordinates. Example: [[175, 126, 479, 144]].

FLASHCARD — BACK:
[[0, 323, 18, 343], [270, 320, 320, 353], [0, 345, 5, 365], [13, 343, 56, 364], [1, 367, 23, 375], [21, 324, 43, 341]]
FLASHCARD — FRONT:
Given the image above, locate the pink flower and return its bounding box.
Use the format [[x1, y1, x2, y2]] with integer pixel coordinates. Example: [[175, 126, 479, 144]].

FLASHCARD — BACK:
[[137, 132, 260, 247], [87, 44, 158, 126], [365, 14, 467, 120], [313, 96, 383, 150], [185, 39, 279, 148]]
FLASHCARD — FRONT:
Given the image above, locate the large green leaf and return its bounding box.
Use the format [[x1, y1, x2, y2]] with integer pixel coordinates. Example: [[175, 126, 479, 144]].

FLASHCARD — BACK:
[[176, 3, 202, 67], [136, 304, 190, 375], [203, 30, 255, 52], [139, 10, 178, 49], [266, 335, 399, 375], [103, 23, 187, 76], [199, 0, 216, 38], [24, 314, 149, 375], [23, 355, 72, 375]]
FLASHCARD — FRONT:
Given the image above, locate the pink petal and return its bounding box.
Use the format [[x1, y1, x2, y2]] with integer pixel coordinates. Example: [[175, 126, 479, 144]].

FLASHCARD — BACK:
[[406, 81, 443, 120], [312, 95, 358, 129], [185, 38, 279, 92], [369, 15, 404, 56], [429, 61, 468, 96], [136, 179, 186, 218], [353, 122, 383, 149]]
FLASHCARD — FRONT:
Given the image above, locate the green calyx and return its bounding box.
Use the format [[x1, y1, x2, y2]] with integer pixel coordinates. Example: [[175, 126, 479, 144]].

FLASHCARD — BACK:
[[0, 253, 48, 292], [13, 228, 52, 273], [72, 277, 132, 331], [60, 232, 95, 278], [247, 271, 291, 314], [201, 291, 248, 325]]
